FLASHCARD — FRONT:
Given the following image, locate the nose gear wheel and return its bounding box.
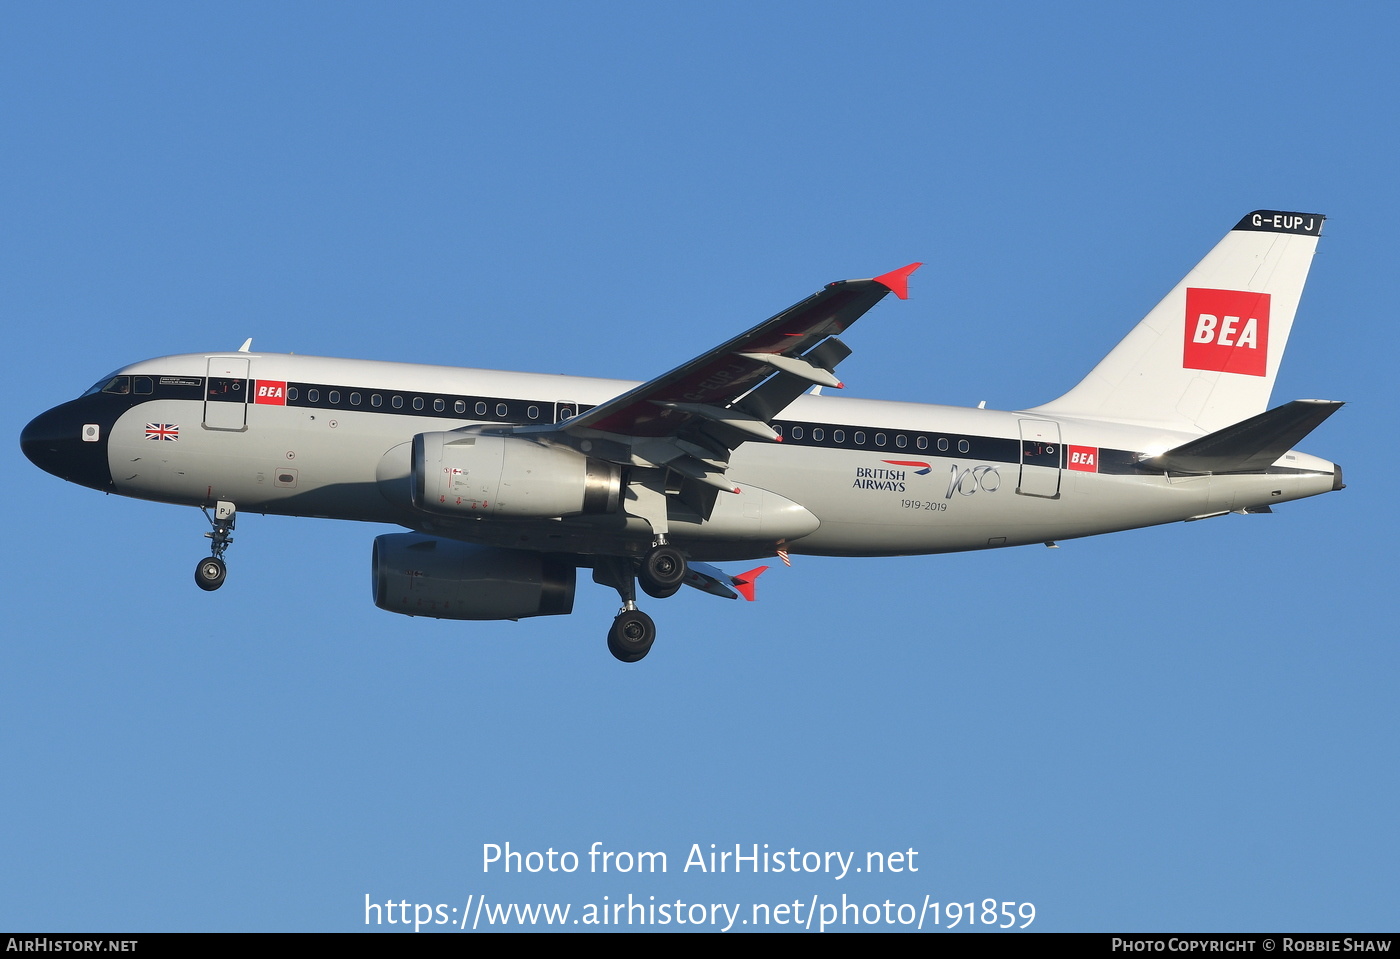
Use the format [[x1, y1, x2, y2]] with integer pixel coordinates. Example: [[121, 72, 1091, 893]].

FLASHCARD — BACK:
[[195, 556, 226, 591]]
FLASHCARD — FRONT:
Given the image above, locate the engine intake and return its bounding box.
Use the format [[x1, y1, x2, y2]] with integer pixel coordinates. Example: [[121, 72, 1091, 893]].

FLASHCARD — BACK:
[[412, 431, 621, 518], [372, 534, 575, 620]]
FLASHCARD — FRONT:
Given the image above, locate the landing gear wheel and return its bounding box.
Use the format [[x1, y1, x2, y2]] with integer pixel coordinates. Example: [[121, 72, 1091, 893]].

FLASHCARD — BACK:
[[195, 556, 227, 591], [639, 577, 682, 600], [639, 544, 686, 595], [607, 609, 656, 663]]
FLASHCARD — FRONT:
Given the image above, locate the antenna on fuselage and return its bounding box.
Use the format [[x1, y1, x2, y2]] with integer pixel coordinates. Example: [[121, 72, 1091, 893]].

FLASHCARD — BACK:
[[238, 338, 253, 352]]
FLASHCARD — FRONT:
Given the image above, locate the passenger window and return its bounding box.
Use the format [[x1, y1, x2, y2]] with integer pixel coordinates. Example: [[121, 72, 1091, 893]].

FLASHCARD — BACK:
[[413, 397, 424, 411], [937, 437, 949, 452], [916, 436, 927, 450], [308, 389, 320, 403], [350, 392, 361, 406], [454, 400, 465, 413], [329, 390, 340, 404], [791, 426, 804, 440], [528, 405, 539, 419], [833, 429, 845, 444], [896, 434, 907, 448], [875, 433, 886, 446], [812, 428, 824, 441], [371, 394, 382, 407], [958, 439, 970, 453], [559, 407, 574, 420], [496, 403, 508, 417], [433, 398, 444, 412], [854, 431, 866, 445], [391, 395, 402, 409], [475, 401, 487, 416], [287, 387, 299, 401]]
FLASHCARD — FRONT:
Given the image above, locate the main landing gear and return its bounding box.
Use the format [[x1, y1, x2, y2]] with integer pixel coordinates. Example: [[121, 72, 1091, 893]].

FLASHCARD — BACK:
[[194, 501, 236, 592], [608, 608, 656, 664], [638, 543, 686, 599], [596, 544, 688, 663]]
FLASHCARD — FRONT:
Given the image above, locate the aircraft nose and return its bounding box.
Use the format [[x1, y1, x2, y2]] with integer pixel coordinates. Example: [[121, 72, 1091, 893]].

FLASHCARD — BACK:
[[21, 407, 64, 473], [21, 402, 114, 490]]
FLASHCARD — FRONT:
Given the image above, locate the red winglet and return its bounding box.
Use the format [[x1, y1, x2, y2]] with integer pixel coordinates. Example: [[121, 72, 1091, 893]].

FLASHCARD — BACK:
[[872, 262, 922, 300], [732, 566, 769, 602]]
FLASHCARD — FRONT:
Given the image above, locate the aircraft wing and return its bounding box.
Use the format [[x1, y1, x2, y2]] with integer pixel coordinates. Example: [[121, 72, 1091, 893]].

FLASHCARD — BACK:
[[563, 263, 921, 444]]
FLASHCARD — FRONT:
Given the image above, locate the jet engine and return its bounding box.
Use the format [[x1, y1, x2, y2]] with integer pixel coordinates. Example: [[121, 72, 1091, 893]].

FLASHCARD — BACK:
[[372, 533, 576, 620], [411, 431, 621, 518]]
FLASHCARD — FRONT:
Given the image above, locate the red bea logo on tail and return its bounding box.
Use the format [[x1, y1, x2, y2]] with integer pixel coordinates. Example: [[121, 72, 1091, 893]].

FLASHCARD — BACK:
[[1183, 288, 1269, 377]]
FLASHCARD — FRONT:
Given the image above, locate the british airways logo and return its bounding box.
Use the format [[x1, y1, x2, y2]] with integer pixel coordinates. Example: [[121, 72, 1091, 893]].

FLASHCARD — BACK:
[[882, 459, 932, 475], [1183, 288, 1269, 377], [853, 466, 907, 491], [852, 460, 934, 492]]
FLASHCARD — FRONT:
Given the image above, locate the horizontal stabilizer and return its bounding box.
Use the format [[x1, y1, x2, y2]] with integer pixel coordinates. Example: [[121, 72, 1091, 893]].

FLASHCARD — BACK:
[[1143, 399, 1343, 473], [731, 565, 768, 602], [685, 562, 769, 601]]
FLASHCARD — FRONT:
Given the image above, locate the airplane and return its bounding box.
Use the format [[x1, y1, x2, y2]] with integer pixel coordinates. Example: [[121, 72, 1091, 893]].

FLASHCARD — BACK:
[[21, 210, 1343, 662]]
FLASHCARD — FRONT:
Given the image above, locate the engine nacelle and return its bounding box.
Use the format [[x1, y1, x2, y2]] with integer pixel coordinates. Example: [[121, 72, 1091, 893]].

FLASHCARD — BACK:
[[412, 431, 621, 518], [372, 534, 575, 620]]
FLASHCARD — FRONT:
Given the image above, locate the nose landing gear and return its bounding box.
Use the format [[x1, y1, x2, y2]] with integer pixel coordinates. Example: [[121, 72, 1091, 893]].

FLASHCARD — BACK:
[[194, 501, 236, 592]]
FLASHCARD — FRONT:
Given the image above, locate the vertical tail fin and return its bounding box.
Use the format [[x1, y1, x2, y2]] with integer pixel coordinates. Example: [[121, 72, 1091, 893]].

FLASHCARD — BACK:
[[1033, 211, 1324, 434]]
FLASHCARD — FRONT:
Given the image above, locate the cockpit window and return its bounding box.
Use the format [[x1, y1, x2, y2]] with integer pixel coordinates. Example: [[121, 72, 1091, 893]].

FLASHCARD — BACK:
[[83, 374, 125, 396], [98, 375, 131, 395]]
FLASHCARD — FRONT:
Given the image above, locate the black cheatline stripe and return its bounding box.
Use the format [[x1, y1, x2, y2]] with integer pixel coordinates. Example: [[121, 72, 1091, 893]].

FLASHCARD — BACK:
[[772, 419, 1022, 465], [143, 373, 1178, 472], [284, 381, 594, 425]]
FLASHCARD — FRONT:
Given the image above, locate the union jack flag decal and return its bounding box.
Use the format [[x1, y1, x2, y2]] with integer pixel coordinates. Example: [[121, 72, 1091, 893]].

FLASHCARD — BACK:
[[145, 423, 179, 441]]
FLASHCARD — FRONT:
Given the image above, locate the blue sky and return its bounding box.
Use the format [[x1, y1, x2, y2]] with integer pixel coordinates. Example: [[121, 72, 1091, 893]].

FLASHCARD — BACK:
[[3, 2, 1396, 932]]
